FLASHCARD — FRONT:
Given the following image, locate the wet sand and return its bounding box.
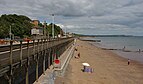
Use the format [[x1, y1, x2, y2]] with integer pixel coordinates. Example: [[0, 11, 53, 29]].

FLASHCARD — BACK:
[[55, 40, 143, 84]]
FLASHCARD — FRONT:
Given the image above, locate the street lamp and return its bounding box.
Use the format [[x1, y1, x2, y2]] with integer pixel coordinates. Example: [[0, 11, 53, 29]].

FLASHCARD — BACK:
[[9, 25, 12, 40], [64, 25, 67, 37], [9, 24, 14, 40], [52, 14, 55, 38]]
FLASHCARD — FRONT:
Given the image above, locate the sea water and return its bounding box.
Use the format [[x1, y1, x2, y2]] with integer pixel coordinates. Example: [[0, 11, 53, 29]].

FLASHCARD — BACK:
[[84, 36, 143, 64]]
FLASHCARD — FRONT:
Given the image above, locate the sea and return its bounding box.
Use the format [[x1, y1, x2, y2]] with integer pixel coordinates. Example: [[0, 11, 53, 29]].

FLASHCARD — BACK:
[[83, 36, 143, 64]]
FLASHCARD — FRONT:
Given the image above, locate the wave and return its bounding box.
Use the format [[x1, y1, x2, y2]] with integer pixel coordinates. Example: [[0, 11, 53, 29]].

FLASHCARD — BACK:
[[101, 47, 143, 53]]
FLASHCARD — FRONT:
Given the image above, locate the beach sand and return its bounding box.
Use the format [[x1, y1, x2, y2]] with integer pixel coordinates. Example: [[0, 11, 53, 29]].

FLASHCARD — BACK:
[[55, 40, 143, 84]]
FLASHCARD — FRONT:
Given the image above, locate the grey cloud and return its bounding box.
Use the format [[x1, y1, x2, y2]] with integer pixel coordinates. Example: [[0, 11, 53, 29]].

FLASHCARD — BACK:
[[122, 0, 143, 7], [1, 0, 143, 35], [0, 0, 6, 5]]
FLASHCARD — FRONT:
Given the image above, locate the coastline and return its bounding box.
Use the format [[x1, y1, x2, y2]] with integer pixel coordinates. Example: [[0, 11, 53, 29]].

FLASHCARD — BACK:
[[55, 40, 143, 84], [92, 41, 143, 64]]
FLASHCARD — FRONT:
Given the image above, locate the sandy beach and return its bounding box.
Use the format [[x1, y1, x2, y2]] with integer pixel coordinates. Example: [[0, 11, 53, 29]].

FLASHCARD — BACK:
[[55, 40, 143, 84]]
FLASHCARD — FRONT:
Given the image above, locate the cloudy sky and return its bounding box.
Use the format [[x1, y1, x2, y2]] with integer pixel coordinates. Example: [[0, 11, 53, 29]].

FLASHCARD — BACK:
[[0, 0, 143, 36]]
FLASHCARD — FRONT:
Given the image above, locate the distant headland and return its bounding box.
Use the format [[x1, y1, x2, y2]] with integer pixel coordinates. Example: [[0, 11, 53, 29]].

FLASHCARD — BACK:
[[75, 34, 143, 37]]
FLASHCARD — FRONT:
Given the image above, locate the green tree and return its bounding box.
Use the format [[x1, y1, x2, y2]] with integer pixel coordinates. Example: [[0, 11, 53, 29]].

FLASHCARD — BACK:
[[46, 23, 63, 37], [0, 14, 33, 38]]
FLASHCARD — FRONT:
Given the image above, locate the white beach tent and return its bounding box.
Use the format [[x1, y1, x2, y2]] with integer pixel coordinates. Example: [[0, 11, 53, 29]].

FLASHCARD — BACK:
[[82, 63, 90, 66]]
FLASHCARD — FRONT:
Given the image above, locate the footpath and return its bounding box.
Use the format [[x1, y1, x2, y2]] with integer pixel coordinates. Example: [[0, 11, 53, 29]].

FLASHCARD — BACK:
[[33, 43, 75, 84]]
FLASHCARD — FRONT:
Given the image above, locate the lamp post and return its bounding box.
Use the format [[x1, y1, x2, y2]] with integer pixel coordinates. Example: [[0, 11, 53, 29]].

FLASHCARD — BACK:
[[43, 21, 47, 38], [52, 14, 55, 38], [64, 25, 67, 37], [12, 34, 14, 40], [9, 25, 12, 40], [9, 24, 14, 40]]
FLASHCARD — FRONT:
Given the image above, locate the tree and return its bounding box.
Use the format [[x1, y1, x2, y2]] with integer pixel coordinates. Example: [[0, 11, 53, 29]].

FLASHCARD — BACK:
[[46, 23, 63, 37], [0, 14, 33, 38]]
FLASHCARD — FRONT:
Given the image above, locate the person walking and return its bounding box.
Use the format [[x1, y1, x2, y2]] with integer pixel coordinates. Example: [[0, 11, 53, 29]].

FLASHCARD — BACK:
[[128, 59, 130, 65], [139, 49, 141, 53], [78, 53, 80, 58]]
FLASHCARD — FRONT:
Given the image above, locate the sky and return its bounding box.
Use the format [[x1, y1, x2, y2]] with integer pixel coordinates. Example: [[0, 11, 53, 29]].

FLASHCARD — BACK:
[[0, 0, 143, 36]]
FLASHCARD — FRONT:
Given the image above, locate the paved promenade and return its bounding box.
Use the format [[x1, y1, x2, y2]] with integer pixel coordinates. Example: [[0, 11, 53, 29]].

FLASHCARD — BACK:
[[34, 44, 75, 84]]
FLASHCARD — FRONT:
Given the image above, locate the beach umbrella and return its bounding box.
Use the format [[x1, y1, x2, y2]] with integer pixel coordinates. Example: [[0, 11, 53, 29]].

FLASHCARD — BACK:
[[82, 63, 90, 66]]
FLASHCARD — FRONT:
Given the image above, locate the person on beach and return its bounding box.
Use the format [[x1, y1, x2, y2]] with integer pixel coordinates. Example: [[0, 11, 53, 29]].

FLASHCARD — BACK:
[[139, 49, 141, 53], [78, 53, 80, 58], [75, 52, 80, 59], [75, 48, 77, 51], [123, 46, 125, 51], [128, 59, 130, 65]]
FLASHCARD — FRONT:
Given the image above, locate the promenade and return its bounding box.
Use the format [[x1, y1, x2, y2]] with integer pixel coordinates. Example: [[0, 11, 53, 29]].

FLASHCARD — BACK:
[[55, 40, 143, 84], [34, 42, 75, 84]]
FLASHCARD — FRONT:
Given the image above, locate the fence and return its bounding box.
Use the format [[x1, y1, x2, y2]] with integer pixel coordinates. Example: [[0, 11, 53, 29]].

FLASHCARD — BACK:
[[0, 37, 74, 84]]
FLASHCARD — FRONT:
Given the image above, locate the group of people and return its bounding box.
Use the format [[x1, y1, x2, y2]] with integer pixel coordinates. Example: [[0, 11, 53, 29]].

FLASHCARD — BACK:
[[74, 47, 80, 59], [123, 46, 142, 53]]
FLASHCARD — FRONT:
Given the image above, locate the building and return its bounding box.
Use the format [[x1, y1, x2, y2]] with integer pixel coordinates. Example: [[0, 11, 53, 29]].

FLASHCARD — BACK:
[[31, 20, 43, 36], [31, 28, 43, 35], [31, 20, 40, 27]]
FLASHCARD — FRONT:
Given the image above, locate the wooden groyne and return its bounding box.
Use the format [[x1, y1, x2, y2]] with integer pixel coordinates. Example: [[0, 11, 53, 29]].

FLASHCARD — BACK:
[[80, 39, 101, 42]]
